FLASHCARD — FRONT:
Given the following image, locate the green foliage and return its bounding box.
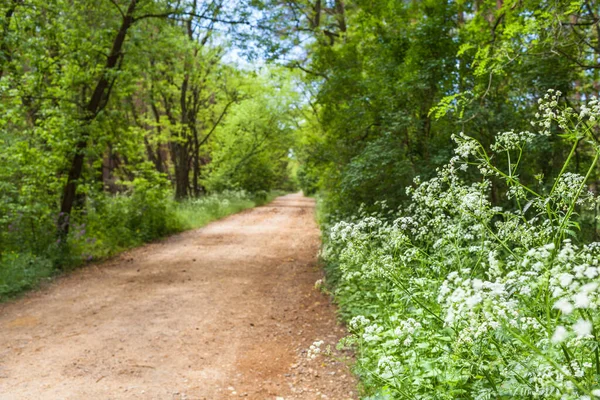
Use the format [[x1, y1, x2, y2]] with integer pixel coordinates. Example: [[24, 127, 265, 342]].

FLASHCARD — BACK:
[[81, 175, 178, 257], [337, 135, 413, 214], [0, 253, 55, 301], [284, 0, 595, 218], [322, 97, 600, 398], [204, 70, 299, 193], [296, 164, 320, 195], [290, 0, 464, 214], [173, 190, 257, 230]]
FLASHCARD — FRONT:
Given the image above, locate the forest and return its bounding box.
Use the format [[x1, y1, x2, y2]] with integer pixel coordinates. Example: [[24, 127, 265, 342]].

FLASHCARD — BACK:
[[0, 0, 300, 297], [4, 0, 600, 398]]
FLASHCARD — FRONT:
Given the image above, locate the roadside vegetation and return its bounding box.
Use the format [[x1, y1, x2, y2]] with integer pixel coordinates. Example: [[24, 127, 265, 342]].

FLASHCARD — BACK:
[[0, 190, 281, 301], [274, 1, 600, 398], [322, 95, 600, 398]]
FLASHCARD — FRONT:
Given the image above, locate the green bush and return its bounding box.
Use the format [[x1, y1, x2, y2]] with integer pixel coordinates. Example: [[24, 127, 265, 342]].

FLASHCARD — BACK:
[[80, 176, 179, 258], [0, 253, 54, 300], [296, 164, 320, 196]]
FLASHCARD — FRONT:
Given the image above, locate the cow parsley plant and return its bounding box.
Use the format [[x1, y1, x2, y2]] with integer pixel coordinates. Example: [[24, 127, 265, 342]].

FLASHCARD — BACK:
[[324, 91, 600, 399]]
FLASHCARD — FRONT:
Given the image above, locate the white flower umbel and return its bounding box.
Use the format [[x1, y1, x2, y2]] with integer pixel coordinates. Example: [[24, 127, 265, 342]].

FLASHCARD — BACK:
[[551, 326, 568, 343], [307, 340, 324, 360], [553, 298, 575, 315], [572, 319, 593, 339]]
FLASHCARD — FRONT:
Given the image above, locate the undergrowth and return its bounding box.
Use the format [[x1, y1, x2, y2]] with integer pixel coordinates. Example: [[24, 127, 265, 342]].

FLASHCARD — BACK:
[[321, 90, 600, 399], [0, 189, 281, 301]]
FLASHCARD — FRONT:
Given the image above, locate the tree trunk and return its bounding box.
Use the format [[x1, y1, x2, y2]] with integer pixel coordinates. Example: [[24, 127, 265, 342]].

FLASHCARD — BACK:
[[58, 0, 138, 237], [313, 0, 321, 28], [173, 5, 201, 199], [171, 69, 191, 199], [335, 0, 346, 33], [149, 101, 169, 174], [172, 138, 190, 199], [192, 124, 202, 196]]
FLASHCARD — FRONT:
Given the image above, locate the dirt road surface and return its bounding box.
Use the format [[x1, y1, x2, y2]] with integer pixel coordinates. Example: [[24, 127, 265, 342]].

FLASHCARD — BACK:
[[0, 193, 357, 400]]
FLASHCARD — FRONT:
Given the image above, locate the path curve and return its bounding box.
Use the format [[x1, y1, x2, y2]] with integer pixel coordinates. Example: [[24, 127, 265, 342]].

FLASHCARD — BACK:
[[0, 193, 356, 400]]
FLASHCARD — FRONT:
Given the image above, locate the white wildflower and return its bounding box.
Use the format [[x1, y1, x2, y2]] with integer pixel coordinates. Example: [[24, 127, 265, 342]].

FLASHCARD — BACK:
[[349, 315, 370, 330], [465, 294, 482, 308], [582, 282, 599, 293], [553, 298, 574, 315], [520, 286, 532, 296], [472, 279, 484, 290], [551, 325, 568, 343], [585, 267, 599, 279], [574, 292, 591, 309], [558, 273, 574, 288], [307, 340, 324, 360], [573, 319, 593, 338]]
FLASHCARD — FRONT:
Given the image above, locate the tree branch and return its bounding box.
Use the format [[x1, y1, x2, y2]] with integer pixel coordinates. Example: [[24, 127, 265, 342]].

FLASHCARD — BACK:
[[108, 0, 125, 18], [198, 99, 236, 147]]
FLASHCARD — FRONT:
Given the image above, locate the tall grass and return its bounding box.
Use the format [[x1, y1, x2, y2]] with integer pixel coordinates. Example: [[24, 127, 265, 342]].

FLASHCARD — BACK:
[[174, 191, 259, 230]]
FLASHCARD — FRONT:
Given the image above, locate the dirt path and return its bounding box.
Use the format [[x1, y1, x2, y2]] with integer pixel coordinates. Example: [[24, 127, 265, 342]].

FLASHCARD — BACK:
[[0, 193, 357, 400]]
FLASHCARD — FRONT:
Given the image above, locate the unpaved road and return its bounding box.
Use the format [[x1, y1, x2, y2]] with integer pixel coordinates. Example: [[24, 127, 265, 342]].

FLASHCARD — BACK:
[[0, 194, 357, 400]]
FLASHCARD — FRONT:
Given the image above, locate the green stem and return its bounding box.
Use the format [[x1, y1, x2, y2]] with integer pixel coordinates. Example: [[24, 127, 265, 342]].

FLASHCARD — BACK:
[[554, 150, 599, 245], [386, 271, 446, 326], [550, 138, 582, 196], [505, 326, 590, 395], [585, 309, 600, 376]]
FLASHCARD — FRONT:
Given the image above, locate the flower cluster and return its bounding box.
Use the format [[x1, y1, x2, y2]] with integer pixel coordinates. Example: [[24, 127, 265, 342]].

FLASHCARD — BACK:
[[533, 89, 600, 137], [307, 340, 324, 360], [490, 129, 536, 152]]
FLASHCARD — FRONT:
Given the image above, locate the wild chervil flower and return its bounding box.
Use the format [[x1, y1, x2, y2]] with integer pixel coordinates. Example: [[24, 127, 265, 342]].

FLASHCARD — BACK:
[[323, 94, 600, 398], [572, 319, 593, 338], [551, 326, 568, 343]]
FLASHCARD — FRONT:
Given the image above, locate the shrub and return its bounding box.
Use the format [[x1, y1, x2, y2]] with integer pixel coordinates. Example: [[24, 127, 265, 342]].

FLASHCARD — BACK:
[[81, 176, 179, 258], [323, 91, 600, 399], [0, 253, 54, 300], [297, 163, 320, 195]]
